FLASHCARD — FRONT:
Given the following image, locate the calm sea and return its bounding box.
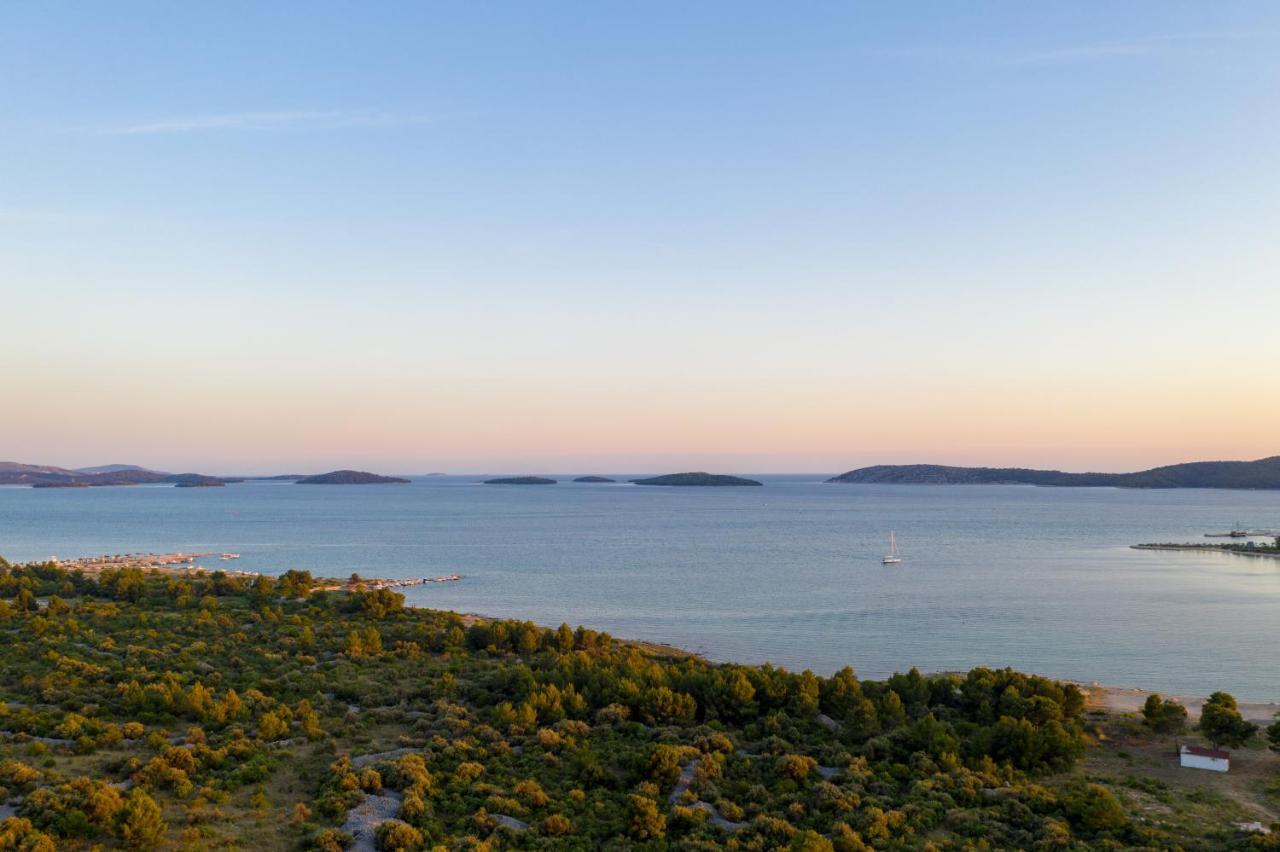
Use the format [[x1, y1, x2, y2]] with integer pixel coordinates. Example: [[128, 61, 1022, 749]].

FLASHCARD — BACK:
[[1, 476, 1277, 699]]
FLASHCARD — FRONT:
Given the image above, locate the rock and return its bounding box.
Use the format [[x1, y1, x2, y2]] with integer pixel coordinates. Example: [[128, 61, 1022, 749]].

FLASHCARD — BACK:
[[493, 814, 529, 831], [340, 791, 403, 852]]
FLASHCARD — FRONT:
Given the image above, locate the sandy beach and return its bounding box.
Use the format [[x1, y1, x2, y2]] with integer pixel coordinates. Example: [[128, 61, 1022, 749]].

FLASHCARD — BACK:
[[1080, 683, 1280, 724]]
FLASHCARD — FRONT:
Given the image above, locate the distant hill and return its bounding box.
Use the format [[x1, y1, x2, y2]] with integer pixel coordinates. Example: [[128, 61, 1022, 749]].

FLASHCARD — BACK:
[[295, 470, 410, 485], [631, 472, 763, 487], [484, 476, 557, 485], [573, 476, 616, 483], [0, 461, 234, 488], [73, 464, 158, 475], [0, 461, 82, 485], [827, 456, 1280, 489]]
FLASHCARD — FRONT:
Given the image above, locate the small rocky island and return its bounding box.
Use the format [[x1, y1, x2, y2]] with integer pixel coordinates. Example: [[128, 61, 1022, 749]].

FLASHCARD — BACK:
[[295, 470, 411, 485], [631, 472, 763, 487], [484, 476, 557, 485], [572, 476, 616, 483], [172, 473, 227, 488]]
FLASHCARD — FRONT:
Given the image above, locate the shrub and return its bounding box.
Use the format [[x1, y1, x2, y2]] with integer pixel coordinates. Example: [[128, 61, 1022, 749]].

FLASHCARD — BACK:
[[375, 820, 424, 851], [117, 788, 167, 849], [540, 813, 573, 835]]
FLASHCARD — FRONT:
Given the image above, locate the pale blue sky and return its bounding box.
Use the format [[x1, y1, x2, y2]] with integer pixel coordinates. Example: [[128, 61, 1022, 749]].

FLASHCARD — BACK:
[[3, 3, 1279, 473]]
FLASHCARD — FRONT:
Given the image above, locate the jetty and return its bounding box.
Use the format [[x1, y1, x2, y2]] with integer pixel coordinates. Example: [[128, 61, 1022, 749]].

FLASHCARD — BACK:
[[1204, 529, 1280, 538], [360, 574, 463, 589], [316, 575, 463, 592], [1132, 543, 1280, 559]]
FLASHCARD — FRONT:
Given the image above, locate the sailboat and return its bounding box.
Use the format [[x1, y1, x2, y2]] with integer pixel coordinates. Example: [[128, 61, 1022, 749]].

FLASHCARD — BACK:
[[882, 531, 903, 564]]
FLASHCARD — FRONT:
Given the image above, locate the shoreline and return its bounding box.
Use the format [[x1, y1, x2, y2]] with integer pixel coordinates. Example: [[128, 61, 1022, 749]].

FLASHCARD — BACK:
[[14, 555, 1279, 710], [1074, 682, 1280, 724]]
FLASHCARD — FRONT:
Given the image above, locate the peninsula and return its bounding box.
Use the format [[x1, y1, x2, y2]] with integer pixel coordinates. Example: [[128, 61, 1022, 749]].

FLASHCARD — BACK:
[[0, 462, 237, 488], [0, 552, 1272, 849], [484, 476, 557, 485], [295, 470, 411, 485], [631, 472, 763, 487], [828, 455, 1280, 489]]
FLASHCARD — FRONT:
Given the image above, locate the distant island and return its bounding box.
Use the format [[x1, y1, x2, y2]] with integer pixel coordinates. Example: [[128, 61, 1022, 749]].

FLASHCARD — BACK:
[[174, 479, 226, 488], [1, 461, 239, 488], [484, 476, 557, 485], [572, 475, 616, 483], [631, 471, 763, 487], [70, 463, 154, 475], [827, 455, 1280, 489], [294, 470, 411, 485]]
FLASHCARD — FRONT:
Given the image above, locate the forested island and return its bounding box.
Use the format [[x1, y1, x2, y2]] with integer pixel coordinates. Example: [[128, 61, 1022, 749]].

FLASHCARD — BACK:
[[829, 456, 1280, 489], [484, 477, 558, 485], [0, 555, 1275, 849], [295, 471, 411, 485], [631, 472, 763, 487], [572, 476, 616, 483]]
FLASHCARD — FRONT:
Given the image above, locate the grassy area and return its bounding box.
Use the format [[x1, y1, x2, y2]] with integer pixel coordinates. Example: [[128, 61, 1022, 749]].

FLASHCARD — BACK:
[[1072, 710, 1280, 843]]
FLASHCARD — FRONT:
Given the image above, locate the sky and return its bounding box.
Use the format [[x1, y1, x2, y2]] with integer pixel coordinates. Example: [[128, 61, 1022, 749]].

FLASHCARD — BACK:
[[2, 2, 1279, 475]]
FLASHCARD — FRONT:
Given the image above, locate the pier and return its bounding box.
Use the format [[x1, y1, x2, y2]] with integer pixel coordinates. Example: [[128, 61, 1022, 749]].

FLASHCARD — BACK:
[[318, 574, 463, 592], [1204, 529, 1280, 538], [1133, 543, 1280, 558]]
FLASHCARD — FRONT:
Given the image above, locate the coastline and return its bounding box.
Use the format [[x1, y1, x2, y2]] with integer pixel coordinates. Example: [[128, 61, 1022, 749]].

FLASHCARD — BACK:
[[1076, 682, 1280, 724], [15, 555, 1278, 710]]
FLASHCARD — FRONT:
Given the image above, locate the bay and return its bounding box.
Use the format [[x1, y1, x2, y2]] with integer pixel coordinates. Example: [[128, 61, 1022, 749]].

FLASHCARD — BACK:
[[1, 476, 1277, 699]]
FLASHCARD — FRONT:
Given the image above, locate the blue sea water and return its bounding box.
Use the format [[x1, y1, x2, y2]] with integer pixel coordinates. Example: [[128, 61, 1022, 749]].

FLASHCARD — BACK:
[[1, 476, 1277, 699]]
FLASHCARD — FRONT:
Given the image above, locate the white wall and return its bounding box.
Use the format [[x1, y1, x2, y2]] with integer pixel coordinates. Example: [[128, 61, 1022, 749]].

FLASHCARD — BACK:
[[1180, 752, 1228, 772]]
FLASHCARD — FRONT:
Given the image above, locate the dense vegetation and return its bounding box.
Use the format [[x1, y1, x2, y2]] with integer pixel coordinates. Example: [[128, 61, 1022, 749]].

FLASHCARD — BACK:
[[827, 456, 1280, 489], [0, 555, 1275, 849]]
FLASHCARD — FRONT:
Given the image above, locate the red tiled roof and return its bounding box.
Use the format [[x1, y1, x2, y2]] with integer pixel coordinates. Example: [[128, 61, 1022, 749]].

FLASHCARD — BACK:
[[1181, 744, 1229, 760]]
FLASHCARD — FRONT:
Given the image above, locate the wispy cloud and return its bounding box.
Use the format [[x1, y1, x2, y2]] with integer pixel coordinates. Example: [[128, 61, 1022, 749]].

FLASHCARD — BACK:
[[99, 109, 433, 136]]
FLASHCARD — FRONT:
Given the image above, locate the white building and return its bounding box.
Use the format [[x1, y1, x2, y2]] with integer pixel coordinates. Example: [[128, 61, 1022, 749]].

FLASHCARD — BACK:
[[1179, 744, 1229, 772]]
